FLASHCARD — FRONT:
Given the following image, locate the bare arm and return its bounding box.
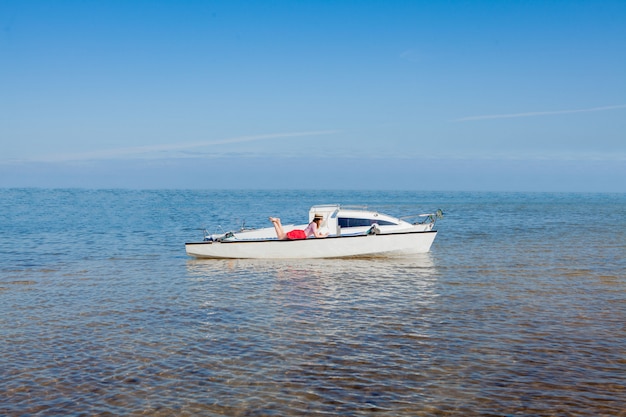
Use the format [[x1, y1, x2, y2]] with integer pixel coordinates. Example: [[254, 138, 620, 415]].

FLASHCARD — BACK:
[[313, 223, 328, 238]]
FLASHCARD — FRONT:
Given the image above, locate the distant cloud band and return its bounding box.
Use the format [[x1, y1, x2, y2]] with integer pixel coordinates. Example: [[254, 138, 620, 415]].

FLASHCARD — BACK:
[[22, 130, 341, 163], [456, 104, 626, 122]]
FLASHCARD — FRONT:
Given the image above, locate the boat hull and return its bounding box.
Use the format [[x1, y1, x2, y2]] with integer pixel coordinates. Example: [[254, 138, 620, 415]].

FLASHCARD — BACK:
[[185, 230, 437, 259]]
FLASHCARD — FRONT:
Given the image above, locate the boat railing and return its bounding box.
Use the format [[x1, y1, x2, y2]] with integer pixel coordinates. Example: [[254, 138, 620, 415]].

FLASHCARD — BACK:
[[401, 209, 444, 225], [311, 204, 369, 211], [337, 204, 369, 210]]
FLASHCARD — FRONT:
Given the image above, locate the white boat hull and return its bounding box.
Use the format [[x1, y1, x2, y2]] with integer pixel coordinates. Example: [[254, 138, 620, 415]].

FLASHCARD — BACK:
[[185, 230, 437, 259]]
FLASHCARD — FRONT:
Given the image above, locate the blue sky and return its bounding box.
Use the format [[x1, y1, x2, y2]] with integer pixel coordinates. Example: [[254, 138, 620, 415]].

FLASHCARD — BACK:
[[1, 0, 625, 191]]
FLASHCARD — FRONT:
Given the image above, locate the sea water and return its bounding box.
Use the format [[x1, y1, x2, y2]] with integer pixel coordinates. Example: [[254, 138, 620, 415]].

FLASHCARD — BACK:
[[1, 189, 624, 416]]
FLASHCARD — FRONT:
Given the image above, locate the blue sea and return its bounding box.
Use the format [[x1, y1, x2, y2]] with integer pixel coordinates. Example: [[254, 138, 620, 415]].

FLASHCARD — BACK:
[[1, 189, 625, 416]]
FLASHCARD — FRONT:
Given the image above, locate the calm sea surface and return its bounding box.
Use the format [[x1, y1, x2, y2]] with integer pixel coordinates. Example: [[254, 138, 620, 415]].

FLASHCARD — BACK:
[[1, 189, 624, 416]]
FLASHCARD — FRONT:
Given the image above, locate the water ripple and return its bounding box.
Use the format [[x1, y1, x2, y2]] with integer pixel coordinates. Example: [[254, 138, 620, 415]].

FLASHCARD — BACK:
[[1, 190, 625, 415]]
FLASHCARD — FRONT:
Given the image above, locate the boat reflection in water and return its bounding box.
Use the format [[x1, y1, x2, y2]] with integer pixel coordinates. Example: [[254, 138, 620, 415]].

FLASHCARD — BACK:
[[182, 254, 443, 413], [185, 254, 440, 331], [185, 253, 438, 289], [185, 254, 439, 314]]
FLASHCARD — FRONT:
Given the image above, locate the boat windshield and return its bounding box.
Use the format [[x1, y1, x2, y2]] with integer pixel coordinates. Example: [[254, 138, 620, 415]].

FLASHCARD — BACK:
[[338, 218, 397, 227]]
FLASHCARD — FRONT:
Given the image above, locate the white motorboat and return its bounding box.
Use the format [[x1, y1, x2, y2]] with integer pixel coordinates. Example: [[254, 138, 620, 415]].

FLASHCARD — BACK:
[[185, 204, 443, 259]]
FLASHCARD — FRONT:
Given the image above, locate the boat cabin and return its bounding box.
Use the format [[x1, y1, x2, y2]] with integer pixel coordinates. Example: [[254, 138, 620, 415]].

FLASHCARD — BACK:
[[309, 204, 405, 236]]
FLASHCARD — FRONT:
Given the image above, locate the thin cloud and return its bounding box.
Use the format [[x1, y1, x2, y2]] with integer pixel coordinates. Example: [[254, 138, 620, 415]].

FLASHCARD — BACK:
[[21, 130, 341, 163], [455, 104, 626, 122]]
